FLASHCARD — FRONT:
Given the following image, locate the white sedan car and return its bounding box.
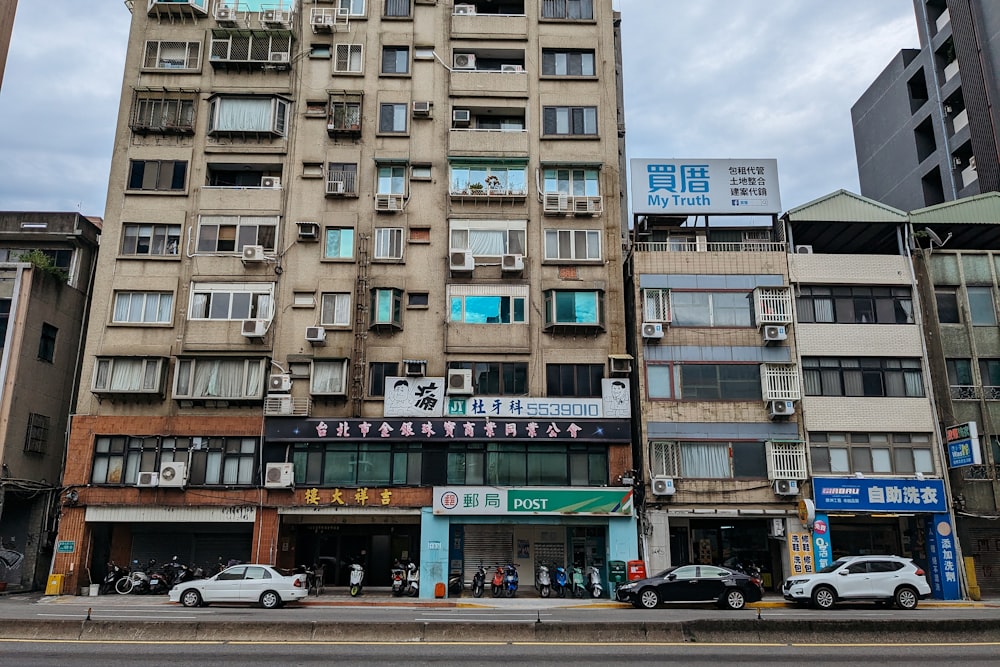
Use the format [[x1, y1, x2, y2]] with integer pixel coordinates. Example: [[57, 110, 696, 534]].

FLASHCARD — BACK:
[[168, 564, 308, 609]]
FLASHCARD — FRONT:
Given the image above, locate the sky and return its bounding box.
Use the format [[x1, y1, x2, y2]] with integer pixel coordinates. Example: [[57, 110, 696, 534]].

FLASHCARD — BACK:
[[0, 1, 918, 218]]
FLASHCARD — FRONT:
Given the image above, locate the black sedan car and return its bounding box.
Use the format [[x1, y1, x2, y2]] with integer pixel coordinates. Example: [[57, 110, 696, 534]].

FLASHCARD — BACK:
[[615, 564, 764, 610]]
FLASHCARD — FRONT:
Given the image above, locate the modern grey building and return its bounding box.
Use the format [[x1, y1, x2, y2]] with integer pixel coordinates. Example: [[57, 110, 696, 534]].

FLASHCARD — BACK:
[[852, 0, 1000, 210]]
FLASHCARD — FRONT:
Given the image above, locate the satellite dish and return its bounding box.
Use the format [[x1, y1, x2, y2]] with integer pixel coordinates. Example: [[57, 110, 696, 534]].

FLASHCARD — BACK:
[[924, 227, 952, 248]]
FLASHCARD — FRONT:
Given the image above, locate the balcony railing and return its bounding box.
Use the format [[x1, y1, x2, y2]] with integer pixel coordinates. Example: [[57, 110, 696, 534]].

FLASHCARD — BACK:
[[984, 386, 1000, 400], [326, 170, 358, 196], [633, 241, 787, 253], [950, 385, 980, 400], [761, 364, 801, 401], [963, 464, 998, 481]]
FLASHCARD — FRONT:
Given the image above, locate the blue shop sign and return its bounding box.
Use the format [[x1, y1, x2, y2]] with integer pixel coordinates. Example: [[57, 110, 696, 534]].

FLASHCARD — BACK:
[[813, 477, 947, 513]]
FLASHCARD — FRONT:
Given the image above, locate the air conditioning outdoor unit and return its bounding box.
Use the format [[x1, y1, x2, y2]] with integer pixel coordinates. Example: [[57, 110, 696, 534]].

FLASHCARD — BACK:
[[305, 326, 327, 344], [263, 9, 290, 24], [450, 250, 475, 272], [454, 53, 476, 69], [651, 476, 676, 496], [297, 221, 319, 240], [447, 368, 474, 395], [269, 374, 292, 392], [311, 13, 334, 28], [327, 180, 346, 194], [500, 64, 523, 73], [159, 462, 188, 488], [762, 325, 787, 342], [264, 462, 295, 489], [773, 478, 800, 496], [794, 244, 813, 254], [454, 4, 476, 15], [452, 109, 471, 125], [405, 360, 427, 377], [501, 253, 524, 273], [216, 7, 234, 22], [543, 193, 570, 214], [265, 394, 294, 416], [242, 245, 266, 262], [242, 319, 267, 338], [768, 400, 796, 418], [270, 52, 290, 63], [768, 518, 786, 538], [261, 176, 281, 188], [136, 471, 159, 488], [641, 322, 664, 339], [412, 101, 431, 116]]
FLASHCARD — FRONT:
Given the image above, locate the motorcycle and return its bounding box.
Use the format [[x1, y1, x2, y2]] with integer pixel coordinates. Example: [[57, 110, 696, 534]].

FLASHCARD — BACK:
[[490, 565, 505, 598], [100, 561, 126, 595], [570, 564, 587, 599], [471, 563, 486, 598], [503, 563, 519, 598], [390, 563, 406, 597], [349, 562, 365, 597], [448, 571, 463, 595], [551, 564, 568, 598], [147, 561, 170, 595], [586, 565, 603, 598], [535, 563, 551, 598], [404, 562, 420, 597]]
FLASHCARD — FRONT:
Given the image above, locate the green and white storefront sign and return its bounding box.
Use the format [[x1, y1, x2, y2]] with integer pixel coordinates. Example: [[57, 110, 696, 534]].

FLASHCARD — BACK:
[[432, 486, 634, 516]]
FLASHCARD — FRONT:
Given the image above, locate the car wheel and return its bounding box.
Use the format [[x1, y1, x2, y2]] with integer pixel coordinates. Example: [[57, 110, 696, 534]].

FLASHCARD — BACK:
[[894, 586, 918, 610], [811, 585, 836, 610], [723, 589, 746, 610], [260, 590, 281, 609], [638, 588, 660, 609], [180, 589, 202, 608]]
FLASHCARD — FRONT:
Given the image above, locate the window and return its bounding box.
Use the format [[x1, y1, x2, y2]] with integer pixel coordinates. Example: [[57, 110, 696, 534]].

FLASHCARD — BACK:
[[543, 290, 604, 327], [320, 293, 352, 326], [408, 292, 429, 308], [542, 106, 597, 136], [334, 44, 364, 72], [449, 165, 528, 196], [643, 288, 671, 322], [369, 362, 398, 396], [646, 365, 674, 399], [374, 228, 404, 259], [980, 359, 1000, 397], [796, 286, 914, 324], [802, 357, 924, 397], [449, 285, 528, 324], [163, 436, 257, 486], [810, 432, 934, 475], [376, 166, 406, 196], [143, 40, 200, 69], [112, 291, 173, 324], [0, 299, 10, 347], [381, 47, 410, 74], [647, 363, 761, 400], [671, 291, 752, 327], [541, 48, 595, 76], [541, 0, 594, 19], [311, 359, 349, 395], [542, 167, 600, 195], [449, 361, 528, 395], [196, 215, 278, 253], [208, 96, 289, 136], [543, 229, 601, 261], [91, 436, 153, 485], [327, 162, 358, 195], [324, 228, 355, 259], [127, 160, 187, 192], [121, 223, 181, 256], [378, 103, 408, 133], [947, 358, 975, 399], [384, 0, 411, 17], [371, 288, 403, 327], [450, 220, 526, 258], [546, 363, 603, 397], [328, 95, 362, 131], [337, 0, 366, 16], [131, 92, 196, 133], [173, 357, 267, 400], [24, 413, 49, 454], [967, 286, 997, 325], [310, 44, 331, 59], [38, 323, 57, 363], [650, 440, 767, 479], [935, 288, 960, 323], [92, 357, 165, 394], [189, 283, 274, 321]]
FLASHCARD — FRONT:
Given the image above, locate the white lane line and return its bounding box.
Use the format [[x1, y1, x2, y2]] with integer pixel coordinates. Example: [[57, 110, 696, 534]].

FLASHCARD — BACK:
[[414, 618, 545, 623]]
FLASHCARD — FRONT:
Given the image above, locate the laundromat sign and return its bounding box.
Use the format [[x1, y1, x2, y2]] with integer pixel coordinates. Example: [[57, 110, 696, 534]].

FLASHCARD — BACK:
[[812, 477, 948, 513], [432, 486, 633, 516]]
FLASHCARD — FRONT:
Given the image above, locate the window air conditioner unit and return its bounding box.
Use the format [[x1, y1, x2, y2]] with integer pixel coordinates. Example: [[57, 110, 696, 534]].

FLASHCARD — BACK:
[[136, 471, 159, 488], [311, 13, 334, 27], [543, 193, 570, 214], [762, 325, 787, 342], [773, 478, 800, 496], [261, 176, 281, 188], [447, 368, 474, 395], [501, 253, 524, 273], [452, 109, 471, 125], [305, 326, 327, 344], [242, 245, 266, 262], [405, 360, 427, 377], [768, 518, 786, 538], [412, 101, 432, 116], [651, 476, 676, 496], [270, 52, 290, 63], [453, 53, 476, 69], [264, 462, 295, 489], [574, 197, 601, 214], [242, 319, 267, 338], [641, 322, 664, 339], [376, 194, 403, 211], [450, 250, 475, 272], [609, 356, 632, 376], [158, 462, 188, 488], [794, 244, 813, 254], [454, 4, 476, 15], [269, 373, 292, 392], [327, 180, 346, 194], [500, 64, 523, 73], [297, 221, 319, 241], [265, 394, 294, 415], [768, 400, 795, 418]]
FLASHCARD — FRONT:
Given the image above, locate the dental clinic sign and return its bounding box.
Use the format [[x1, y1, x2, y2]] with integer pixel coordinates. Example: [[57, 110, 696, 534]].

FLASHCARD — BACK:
[[945, 421, 982, 468], [630, 158, 781, 216], [433, 486, 633, 516]]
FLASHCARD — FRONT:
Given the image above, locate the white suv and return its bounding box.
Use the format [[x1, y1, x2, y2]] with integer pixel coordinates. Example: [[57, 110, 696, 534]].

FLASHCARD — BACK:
[[782, 555, 931, 610]]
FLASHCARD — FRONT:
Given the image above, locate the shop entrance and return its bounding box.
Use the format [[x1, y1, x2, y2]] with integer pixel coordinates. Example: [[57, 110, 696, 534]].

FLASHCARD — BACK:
[[827, 518, 901, 559], [688, 519, 778, 589], [296, 525, 417, 587]]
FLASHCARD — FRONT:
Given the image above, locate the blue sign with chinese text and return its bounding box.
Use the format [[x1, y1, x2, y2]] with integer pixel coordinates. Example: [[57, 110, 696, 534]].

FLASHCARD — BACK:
[[812, 477, 947, 513], [629, 158, 781, 216]]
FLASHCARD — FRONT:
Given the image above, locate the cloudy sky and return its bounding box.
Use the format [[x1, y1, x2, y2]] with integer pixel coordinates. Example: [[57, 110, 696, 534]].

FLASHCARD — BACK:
[[0, 1, 917, 217]]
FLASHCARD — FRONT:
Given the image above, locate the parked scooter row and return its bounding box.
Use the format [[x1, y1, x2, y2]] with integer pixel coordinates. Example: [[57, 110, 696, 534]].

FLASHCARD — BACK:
[[110, 556, 199, 595], [390, 560, 419, 597]]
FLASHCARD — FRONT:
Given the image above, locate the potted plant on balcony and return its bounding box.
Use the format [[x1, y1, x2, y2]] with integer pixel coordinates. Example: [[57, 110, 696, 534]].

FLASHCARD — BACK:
[[484, 175, 502, 194], [468, 182, 485, 195]]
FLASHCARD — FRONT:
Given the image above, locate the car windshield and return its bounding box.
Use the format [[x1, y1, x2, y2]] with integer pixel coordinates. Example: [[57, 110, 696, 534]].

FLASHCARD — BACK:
[[817, 559, 850, 574]]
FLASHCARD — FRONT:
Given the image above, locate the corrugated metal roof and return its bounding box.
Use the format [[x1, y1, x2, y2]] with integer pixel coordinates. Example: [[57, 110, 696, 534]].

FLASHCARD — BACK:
[[782, 189, 907, 223], [909, 192, 1000, 224]]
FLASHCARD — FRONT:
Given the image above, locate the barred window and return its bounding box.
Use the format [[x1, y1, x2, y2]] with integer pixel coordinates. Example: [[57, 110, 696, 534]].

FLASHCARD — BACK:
[[24, 413, 50, 454]]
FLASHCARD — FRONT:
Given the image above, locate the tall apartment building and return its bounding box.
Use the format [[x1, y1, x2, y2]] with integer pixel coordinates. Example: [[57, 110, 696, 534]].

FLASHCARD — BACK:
[[0, 211, 101, 591], [0, 0, 17, 90], [52, 0, 637, 598], [852, 0, 1000, 210]]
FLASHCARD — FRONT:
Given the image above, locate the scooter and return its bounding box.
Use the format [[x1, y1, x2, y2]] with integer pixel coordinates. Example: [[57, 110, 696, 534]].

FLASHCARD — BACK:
[[570, 564, 587, 599], [535, 563, 551, 598], [586, 565, 603, 598], [471, 563, 486, 598], [552, 564, 569, 598], [404, 562, 420, 597], [448, 571, 463, 595], [100, 561, 126, 595], [349, 562, 365, 597], [503, 563, 519, 598], [491, 565, 505, 598], [390, 563, 406, 597]]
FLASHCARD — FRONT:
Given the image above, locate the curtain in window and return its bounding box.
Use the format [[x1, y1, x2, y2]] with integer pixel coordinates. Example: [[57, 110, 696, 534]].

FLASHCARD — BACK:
[[903, 370, 924, 397], [840, 360, 862, 395], [681, 442, 729, 478], [813, 297, 835, 322], [191, 359, 255, 398], [384, 0, 409, 17], [468, 229, 506, 256], [216, 98, 271, 131], [313, 362, 346, 393], [110, 359, 144, 391]]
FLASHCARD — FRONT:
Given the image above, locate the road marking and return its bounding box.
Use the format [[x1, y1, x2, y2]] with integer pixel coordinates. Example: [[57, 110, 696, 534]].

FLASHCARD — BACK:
[[3, 638, 1000, 647], [36, 613, 201, 620]]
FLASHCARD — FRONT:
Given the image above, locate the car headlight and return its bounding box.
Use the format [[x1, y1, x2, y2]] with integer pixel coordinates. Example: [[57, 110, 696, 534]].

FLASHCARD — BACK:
[[618, 583, 635, 591], [786, 578, 809, 586]]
